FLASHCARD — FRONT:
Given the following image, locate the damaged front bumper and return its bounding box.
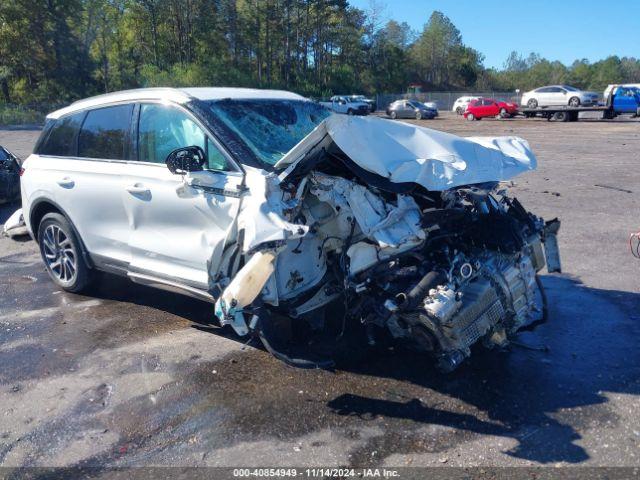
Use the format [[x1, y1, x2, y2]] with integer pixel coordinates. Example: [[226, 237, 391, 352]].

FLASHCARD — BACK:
[[211, 116, 561, 372]]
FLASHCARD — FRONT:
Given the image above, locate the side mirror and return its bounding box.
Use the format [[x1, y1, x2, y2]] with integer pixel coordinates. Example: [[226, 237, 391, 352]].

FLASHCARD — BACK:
[[165, 146, 206, 174]]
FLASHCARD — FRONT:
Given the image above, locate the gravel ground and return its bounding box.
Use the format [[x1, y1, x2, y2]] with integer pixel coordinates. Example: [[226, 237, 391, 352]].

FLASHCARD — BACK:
[[0, 113, 639, 470]]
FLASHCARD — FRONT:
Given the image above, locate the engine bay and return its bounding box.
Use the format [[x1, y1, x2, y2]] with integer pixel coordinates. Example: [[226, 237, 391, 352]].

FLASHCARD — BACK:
[[214, 148, 561, 372]]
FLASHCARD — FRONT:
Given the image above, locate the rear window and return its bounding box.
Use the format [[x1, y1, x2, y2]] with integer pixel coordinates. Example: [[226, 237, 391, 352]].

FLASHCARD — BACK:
[[78, 104, 133, 160], [38, 113, 84, 156]]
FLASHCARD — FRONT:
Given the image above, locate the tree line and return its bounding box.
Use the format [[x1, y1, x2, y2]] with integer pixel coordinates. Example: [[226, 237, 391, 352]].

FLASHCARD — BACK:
[[1, 0, 639, 106]]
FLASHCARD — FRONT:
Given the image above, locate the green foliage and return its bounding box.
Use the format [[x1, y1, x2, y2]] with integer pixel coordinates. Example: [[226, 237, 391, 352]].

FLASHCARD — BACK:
[[1, 0, 639, 111], [0, 105, 45, 125]]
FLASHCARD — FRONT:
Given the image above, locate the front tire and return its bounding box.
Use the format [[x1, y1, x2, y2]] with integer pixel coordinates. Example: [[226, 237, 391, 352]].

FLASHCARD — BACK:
[[415, 111, 422, 120], [466, 113, 475, 121], [568, 97, 580, 107], [390, 111, 397, 119], [499, 108, 508, 118], [347, 109, 354, 116], [38, 212, 92, 293], [456, 107, 463, 115]]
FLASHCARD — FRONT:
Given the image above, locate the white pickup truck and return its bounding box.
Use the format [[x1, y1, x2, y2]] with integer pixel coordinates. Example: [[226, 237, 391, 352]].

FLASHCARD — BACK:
[[319, 95, 370, 115]]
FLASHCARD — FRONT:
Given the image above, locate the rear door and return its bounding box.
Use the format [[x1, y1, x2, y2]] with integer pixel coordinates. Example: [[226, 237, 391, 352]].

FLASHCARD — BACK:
[[547, 87, 565, 105], [123, 102, 244, 290], [38, 104, 134, 268]]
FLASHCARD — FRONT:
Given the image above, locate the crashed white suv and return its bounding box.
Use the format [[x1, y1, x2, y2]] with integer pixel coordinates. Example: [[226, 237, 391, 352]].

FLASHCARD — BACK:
[[22, 87, 560, 371]]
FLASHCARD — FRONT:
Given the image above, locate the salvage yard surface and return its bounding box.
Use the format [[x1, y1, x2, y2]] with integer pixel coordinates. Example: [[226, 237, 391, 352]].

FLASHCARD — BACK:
[[1, 113, 639, 468]]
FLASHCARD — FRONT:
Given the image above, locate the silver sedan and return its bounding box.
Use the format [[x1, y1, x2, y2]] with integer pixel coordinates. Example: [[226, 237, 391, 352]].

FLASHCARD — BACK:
[[521, 85, 599, 108]]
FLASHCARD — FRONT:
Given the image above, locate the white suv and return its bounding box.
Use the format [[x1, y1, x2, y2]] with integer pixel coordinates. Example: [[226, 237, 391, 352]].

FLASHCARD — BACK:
[[21, 87, 560, 371], [21, 87, 329, 298]]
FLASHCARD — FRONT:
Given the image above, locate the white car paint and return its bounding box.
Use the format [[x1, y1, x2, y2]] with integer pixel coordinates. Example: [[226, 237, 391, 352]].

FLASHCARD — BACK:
[[275, 115, 536, 191], [21, 87, 534, 313], [452, 96, 479, 114], [319, 96, 370, 115], [521, 85, 599, 107]]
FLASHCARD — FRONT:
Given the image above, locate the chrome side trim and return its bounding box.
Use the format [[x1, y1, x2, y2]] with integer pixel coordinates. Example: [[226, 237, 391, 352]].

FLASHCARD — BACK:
[[127, 272, 215, 303]]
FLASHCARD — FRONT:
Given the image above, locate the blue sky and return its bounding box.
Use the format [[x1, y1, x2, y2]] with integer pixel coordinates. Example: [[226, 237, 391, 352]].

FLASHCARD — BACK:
[[349, 0, 640, 69]]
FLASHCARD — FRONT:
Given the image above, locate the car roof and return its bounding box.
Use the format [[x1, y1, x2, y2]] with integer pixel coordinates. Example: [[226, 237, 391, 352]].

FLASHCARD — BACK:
[[47, 87, 307, 119]]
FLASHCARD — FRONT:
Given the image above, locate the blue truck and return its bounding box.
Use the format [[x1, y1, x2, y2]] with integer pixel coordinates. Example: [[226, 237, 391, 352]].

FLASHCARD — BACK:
[[522, 86, 640, 121]]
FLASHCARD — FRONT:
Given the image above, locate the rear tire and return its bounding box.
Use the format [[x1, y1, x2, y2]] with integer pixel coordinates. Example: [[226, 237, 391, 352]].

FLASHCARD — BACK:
[[527, 98, 538, 108], [37, 212, 92, 293]]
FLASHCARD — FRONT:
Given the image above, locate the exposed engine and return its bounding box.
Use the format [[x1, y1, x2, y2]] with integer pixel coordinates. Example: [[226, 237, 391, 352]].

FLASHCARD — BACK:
[[215, 159, 561, 372]]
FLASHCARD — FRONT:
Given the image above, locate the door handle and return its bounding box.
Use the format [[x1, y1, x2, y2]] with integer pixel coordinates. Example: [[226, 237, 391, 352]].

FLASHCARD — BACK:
[[126, 184, 150, 195], [56, 177, 74, 188]]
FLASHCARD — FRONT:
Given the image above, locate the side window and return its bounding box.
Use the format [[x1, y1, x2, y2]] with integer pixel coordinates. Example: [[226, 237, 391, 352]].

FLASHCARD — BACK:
[[78, 104, 133, 160], [38, 113, 84, 156], [138, 103, 233, 171]]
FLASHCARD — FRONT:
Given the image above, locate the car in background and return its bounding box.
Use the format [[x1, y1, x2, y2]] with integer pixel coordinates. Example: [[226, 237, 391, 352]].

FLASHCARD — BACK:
[[0, 145, 21, 204], [521, 85, 599, 108], [463, 98, 518, 121], [386, 99, 436, 120], [319, 95, 370, 115], [348, 95, 376, 112], [423, 101, 439, 116], [452, 96, 479, 114], [604, 84, 640, 102]]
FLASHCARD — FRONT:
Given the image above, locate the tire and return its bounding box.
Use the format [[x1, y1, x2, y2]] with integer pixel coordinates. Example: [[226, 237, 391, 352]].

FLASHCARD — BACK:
[[37, 212, 92, 293], [568, 97, 580, 107], [527, 98, 538, 108], [347, 109, 354, 116], [466, 113, 475, 121], [499, 108, 508, 118], [390, 111, 397, 119], [553, 111, 569, 122], [415, 111, 422, 120], [456, 107, 463, 115]]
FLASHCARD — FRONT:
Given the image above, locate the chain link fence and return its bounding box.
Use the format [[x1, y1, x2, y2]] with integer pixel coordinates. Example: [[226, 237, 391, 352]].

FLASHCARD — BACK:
[[0, 103, 67, 126], [375, 92, 521, 112]]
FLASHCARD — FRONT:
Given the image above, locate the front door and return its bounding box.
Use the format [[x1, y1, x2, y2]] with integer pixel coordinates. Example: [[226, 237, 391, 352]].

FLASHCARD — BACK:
[[614, 88, 636, 113], [124, 102, 244, 290]]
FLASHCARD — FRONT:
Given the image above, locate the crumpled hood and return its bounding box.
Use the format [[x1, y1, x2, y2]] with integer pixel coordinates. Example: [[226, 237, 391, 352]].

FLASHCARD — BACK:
[[275, 115, 536, 191]]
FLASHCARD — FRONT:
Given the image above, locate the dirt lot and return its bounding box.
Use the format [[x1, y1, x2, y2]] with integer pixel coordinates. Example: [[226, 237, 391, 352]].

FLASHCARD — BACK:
[[1, 113, 639, 470]]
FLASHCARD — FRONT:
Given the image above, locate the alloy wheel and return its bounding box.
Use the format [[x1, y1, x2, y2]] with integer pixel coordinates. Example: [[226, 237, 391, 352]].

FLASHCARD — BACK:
[[42, 224, 77, 283]]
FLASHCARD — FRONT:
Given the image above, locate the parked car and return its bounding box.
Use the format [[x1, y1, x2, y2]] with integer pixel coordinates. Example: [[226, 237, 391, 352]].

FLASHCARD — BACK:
[[452, 96, 479, 114], [423, 101, 439, 116], [20, 87, 560, 372], [386, 99, 436, 120], [0, 145, 21, 204], [521, 85, 599, 108], [604, 83, 640, 102], [319, 95, 370, 115], [603, 86, 640, 118], [348, 95, 376, 112], [463, 98, 518, 120]]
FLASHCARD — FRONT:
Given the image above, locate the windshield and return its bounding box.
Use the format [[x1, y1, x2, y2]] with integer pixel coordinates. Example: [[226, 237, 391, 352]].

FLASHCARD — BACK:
[[207, 99, 331, 168]]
